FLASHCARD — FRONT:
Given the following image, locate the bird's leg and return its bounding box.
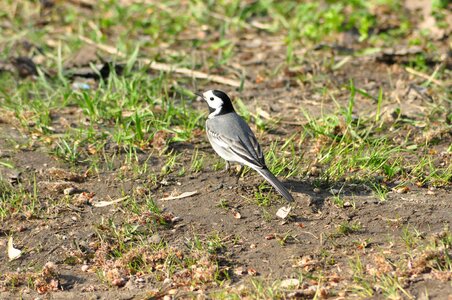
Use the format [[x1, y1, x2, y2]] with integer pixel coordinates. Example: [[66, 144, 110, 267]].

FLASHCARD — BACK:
[[220, 161, 231, 174], [235, 165, 244, 183]]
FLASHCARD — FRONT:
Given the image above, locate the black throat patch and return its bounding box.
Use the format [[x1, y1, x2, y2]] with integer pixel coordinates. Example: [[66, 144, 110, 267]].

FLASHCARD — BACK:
[[211, 90, 235, 116]]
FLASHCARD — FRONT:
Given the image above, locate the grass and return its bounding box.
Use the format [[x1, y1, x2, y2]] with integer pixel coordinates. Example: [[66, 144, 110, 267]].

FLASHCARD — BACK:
[[301, 80, 451, 188], [335, 221, 362, 236], [347, 226, 452, 299], [0, 178, 40, 221], [0, 0, 451, 298], [1, 1, 449, 190]]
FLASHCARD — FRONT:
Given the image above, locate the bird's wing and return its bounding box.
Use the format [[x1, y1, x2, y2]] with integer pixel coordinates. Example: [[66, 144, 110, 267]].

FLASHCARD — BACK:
[[207, 128, 266, 169]]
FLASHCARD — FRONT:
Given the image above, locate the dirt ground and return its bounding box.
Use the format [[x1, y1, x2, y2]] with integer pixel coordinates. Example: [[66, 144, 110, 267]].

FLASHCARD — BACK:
[[1, 56, 451, 299], [0, 1, 451, 299]]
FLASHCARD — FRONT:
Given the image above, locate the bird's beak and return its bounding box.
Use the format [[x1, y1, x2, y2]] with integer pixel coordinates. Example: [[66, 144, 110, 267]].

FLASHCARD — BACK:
[[194, 92, 204, 102]]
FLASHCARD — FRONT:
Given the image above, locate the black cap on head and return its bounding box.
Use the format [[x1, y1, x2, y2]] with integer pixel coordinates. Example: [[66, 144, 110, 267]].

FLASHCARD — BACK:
[[212, 90, 234, 115], [212, 90, 231, 102]]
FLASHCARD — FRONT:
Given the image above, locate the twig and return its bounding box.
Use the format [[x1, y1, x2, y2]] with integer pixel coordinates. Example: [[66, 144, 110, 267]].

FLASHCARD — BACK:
[[79, 36, 244, 87], [299, 231, 319, 240], [159, 191, 199, 201], [405, 67, 444, 86], [93, 195, 129, 207]]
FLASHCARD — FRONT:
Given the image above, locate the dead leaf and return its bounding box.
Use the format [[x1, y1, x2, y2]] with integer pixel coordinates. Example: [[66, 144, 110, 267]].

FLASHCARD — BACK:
[[280, 278, 300, 288], [151, 130, 170, 151], [8, 236, 22, 261], [293, 255, 319, 272], [247, 268, 257, 276], [159, 191, 198, 201], [73, 191, 95, 206], [276, 206, 292, 219], [265, 234, 275, 240], [255, 74, 265, 84], [394, 186, 410, 194]]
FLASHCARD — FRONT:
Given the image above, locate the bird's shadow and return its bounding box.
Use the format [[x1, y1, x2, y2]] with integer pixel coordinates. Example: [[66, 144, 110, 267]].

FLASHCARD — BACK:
[[284, 178, 375, 212]]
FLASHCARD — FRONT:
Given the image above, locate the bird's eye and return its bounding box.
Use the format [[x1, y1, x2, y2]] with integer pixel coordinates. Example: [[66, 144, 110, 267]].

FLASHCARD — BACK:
[[210, 97, 214, 101]]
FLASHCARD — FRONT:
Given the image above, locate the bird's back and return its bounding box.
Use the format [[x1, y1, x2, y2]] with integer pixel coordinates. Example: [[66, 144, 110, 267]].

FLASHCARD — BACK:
[[206, 112, 265, 168]]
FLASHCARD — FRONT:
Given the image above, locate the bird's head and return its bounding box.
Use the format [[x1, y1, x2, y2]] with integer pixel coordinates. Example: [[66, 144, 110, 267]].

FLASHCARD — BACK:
[[195, 89, 235, 118]]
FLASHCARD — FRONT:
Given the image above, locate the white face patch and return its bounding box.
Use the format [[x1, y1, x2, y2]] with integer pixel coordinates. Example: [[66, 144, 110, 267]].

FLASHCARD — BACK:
[[203, 90, 224, 119]]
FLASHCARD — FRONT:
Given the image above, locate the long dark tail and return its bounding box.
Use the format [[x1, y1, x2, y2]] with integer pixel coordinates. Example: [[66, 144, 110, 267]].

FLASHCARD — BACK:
[[255, 167, 294, 202]]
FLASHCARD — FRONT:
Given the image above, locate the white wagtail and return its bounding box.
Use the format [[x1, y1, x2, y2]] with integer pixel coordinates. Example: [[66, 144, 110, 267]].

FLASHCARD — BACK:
[[196, 89, 294, 202]]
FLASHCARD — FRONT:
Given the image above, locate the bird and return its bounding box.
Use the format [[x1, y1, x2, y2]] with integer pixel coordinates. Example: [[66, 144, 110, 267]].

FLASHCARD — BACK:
[[196, 89, 294, 202]]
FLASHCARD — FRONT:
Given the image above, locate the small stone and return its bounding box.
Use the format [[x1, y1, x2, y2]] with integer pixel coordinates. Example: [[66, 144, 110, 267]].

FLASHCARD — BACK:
[[330, 189, 340, 195], [234, 266, 245, 275], [81, 265, 89, 272], [171, 216, 182, 223], [136, 277, 145, 283], [111, 278, 126, 287], [313, 188, 321, 193], [64, 187, 79, 195]]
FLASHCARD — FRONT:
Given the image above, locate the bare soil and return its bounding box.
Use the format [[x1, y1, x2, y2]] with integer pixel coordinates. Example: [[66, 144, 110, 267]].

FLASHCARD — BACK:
[[1, 2, 451, 299]]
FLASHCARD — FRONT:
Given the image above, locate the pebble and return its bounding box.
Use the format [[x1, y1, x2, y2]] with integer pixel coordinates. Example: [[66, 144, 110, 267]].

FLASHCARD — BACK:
[[330, 189, 340, 195], [64, 187, 79, 195]]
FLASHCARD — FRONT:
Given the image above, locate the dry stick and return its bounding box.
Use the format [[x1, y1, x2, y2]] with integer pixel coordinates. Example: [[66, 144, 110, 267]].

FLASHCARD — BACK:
[[79, 36, 243, 87], [405, 66, 444, 86]]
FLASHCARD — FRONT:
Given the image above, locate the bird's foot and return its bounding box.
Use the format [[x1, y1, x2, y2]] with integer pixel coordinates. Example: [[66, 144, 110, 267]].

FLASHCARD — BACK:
[[235, 165, 244, 184], [219, 161, 232, 174]]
